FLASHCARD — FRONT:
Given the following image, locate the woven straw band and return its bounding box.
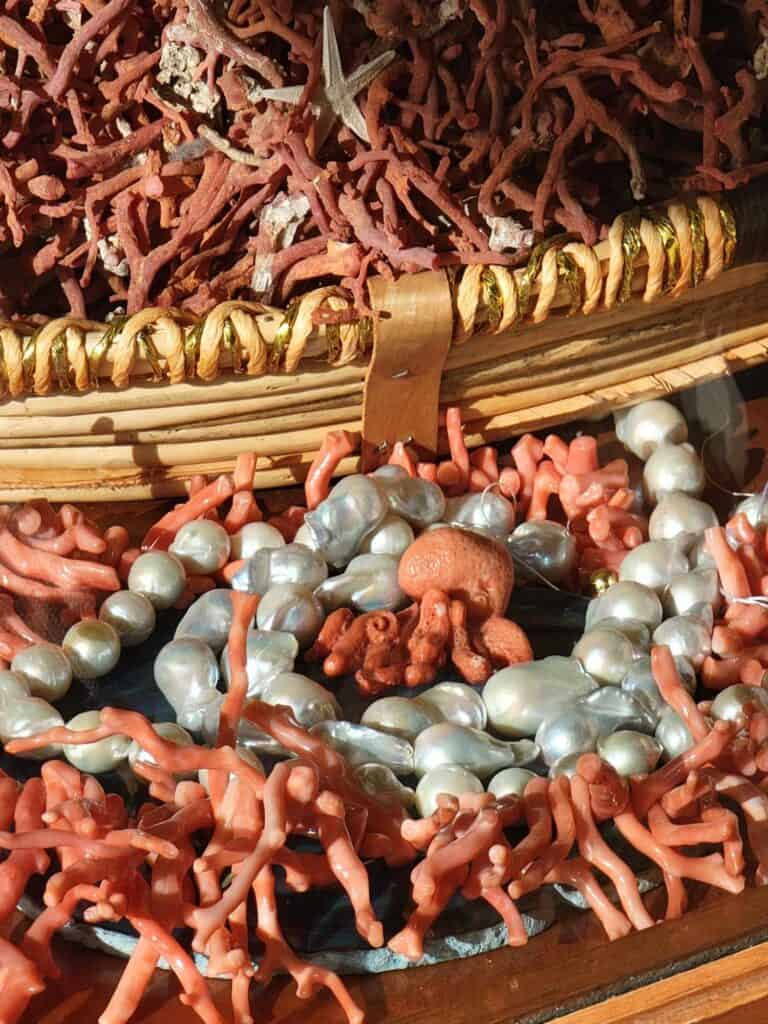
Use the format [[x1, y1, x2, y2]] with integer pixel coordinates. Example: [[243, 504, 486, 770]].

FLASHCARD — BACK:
[[0, 194, 736, 399]]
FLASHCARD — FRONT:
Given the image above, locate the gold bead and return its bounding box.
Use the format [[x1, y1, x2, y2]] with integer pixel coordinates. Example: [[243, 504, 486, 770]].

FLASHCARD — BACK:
[[590, 568, 618, 597]]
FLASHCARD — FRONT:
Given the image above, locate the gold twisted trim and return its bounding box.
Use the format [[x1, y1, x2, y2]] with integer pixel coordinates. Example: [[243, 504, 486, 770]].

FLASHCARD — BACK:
[[0, 193, 739, 399]]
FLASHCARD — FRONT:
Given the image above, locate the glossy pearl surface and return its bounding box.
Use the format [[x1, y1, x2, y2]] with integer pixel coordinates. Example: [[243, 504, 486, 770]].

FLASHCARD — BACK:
[[655, 706, 694, 760], [415, 765, 484, 817], [357, 514, 415, 558], [549, 753, 582, 779], [507, 521, 577, 585], [572, 627, 638, 686], [229, 522, 285, 560], [175, 589, 241, 652], [535, 707, 600, 766], [260, 672, 340, 727], [128, 722, 194, 774], [12, 642, 72, 700], [310, 720, 414, 775], [0, 669, 31, 701], [487, 766, 537, 799], [62, 621, 121, 681], [648, 492, 718, 541], [314, 554, 405, 613], [620, 654, 696, 720], [444, 492, 516, 539], [361, 696, 440, 741], [593, 617, 650, 650], [0, 696, 64, 759], [652, 609, 712, 668], [618, 540, 689, 595], [256, 582, 324, 648], [169, 519, 231, 574], [154, 638, 219, 712], [483, 656, 597, 737], [711, 684, 768, 722], [128, 551, 186, 610], [418, 681, 488, 731], [643, 443, 705, 504], [371, 465, 446, 529], [615, 400, 688, 460], [353, 763, 415, 808], [232, 543, 328, 595], [663, 568, 721, 617], [63, 710, 130, 773], [597, 731, 662, 776], [585, 581, 663, 632], [99, 590, 156, 647], [413, 722, 538, 779], [220, 628, 298, 699], [578, 686, 656, 734], [734, 493, 768, 529], [303, 475, 389, 566]]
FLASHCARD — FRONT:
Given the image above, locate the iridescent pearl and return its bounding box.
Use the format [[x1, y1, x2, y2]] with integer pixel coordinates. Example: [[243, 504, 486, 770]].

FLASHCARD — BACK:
[[154, 638, 219, 719], [175, 589, 242, 652], [483, 656, 597, 737], [62, 621, 121, 680], [506, 521, 577, 585], [663, 568, 721, 617], [128, 551, 186, 610], [353, 763, 416, 809], [711, 684, 768, 722], [0, 669, 31, 702], [615, 400, 688, 460], [128, 722, 194, 776], [418, 681, 488, 731], [256, 582, 325, 648], [618, 540, 689, 595], [621, 654, 696, 721], [361, 696, 440, 741], [643, 443, 705, 504], [648, 492, 718, 542], [315, 554, 405, 613], [585, 581, 663, 632], [260, 672, 340, 727], [487, 766, 537, 799], [231, 543, 328, 595], [413, 722, 538, 778], [578, 686, 656, 734], [169, 519, 231, 574], [310, 720, 414, 775], [444, 492, 516, 539], [655, 706, 694, 760], [549, 753, 582, 779], [99, 591, 156, 647], [220, 629, 298, 699], [415, 765, 484, 817], [0, 696, 64, 759], [12, 642, 72, 700], [597, 731, 662, 776], [357, 514, 415, 558], [303, 475, 389, 566], [63, 710, 131, 773], [293, 523, 321, 550], [572, 627, 638, 686], [652, 608, 712, 668], [229, 522, 285, 560], [535, 707, 600, 766], [371, 465, 446, 529], [593, 617, 650, 650], [733, 493, 768, 530]]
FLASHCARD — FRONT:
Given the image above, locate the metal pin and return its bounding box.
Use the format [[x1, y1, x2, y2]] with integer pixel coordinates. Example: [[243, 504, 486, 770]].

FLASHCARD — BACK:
[[401, 435, 414, 446], [376, 441, 390, 453], [391, 369, 410, 379]]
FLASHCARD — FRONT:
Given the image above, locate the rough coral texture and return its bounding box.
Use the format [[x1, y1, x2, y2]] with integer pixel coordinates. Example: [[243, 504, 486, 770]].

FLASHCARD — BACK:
[[1, 2, 767, 321]]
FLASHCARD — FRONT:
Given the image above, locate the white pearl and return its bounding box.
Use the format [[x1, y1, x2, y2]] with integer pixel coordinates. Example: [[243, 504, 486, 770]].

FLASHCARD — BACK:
[[371, 465, 446, 529], [579, 686, 656, 734], [643, 444, 705, 504], [353, 763, 416, 808], [615, 400, 688, 460], [572, 627, 638, 686], [199, 745, 264, 794], [0, 696, 64, 759], [711, 684, 768, 722], [652, 609, 712, 668], [585, 581, 663, 632], [648, 492, 718, 542], [169, 519, 231, 574], [621, 654, 696, 720], [536, 707, 600, 766], [292, 523, 321, 550], [507, 521, 577, 585], [0, 669, 31, 701], [128, 722, 194, 776], [220, 629, 298, 699], [229, 522, 285, 560], [175, 589, 241, 652], [487, 766, 537, 799], [232, 543, 328, 594], [444, 492, 516, 539], [62, 621, 121, 681], [597, 731, 662, 776], [261, 671, 340, 727], [154, 638, 219, 712], [99, 591, 156, 647], [483, 656, 597, 737], [655, 706, 694, 760], [361, 696, 439, 741], [63, 710, 130, 773], [304, 475, 389, 566], [128, 551, 186, 610], [357, 514, 415, 558], [733, 493, 768, 530], [619, 540, 689, 595], [311, 720, 414, 775], [593, 617, 650, 650], [549, 753, 582, 779], [12, 643, 72, 700], [417, 681, 488, 731], [415, 765, 484, 817], [413, 722, 538, 779], [663, 569, 721, 617], [315, 553, 405, 614], [256, 583, 325, 648]]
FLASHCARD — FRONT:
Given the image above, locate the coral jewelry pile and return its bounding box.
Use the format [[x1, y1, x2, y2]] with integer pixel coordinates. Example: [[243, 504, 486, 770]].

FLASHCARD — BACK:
[[4, 400, 768, 1023]]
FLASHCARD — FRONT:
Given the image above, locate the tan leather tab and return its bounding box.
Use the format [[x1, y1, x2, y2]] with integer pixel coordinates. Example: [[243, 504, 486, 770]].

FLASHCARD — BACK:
[[362, 270, 453, 469]]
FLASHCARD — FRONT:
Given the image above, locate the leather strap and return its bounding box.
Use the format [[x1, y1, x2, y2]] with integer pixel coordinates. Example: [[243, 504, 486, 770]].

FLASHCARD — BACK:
[[362, 270, 453, 469]]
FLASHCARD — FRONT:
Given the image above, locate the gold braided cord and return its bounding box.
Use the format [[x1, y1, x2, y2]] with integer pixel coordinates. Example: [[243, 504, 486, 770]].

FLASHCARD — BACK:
[[0, 194, 739, 399]]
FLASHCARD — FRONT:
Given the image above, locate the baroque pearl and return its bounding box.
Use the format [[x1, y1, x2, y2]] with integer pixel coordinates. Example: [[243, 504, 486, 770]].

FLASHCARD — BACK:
[[572, 627, 639, 686], [487, 766, 537, 799], [733, 493, 768, 530], [315, 554, 405, 613], [444, 491, 516, 539], [418, 681, 488, 731], [652, 607, 713, 668], [615, 400, 688, 460], [535, 707, 600, 766], [62, 621, 121, 680], [620, 654, 696, 721], [549, 753, 582, 779], [260, 672, 340, 727], [128, 722, 194, 776], [0, 696, 64, 759], [64, 710, 130, 773], [413, 722, 538, 779], [664, 568, 721, 617], [361, 696, 440, 741], [357, 514, 415, 558], [175, 589, 241, 652], [220, 629, 298, 699], [99, 590, 156, 647], [0, 669, 31, 701], [648, 492, 718, 542], [643, 443, 705, 504], [371, 465, 446, 529], [585, 581, 663, 632], [229, 522, 285, 560], [483, 656, 597, 737], [256, 582, 324, 648], [303, 475, 389, 566], [353, 763, 415, 809], [711, 684, 768, 722], [655, 706, 694, 760], [507, 521, 577, 585], [415, 765, 484, 816], [578, 686, 656, 734], [12, 642, 72, 701], [618, 540, 689, 595], [310, 720, 414, 775], [128, 551, 186, 610], [593, 617, 650, 650], [597, 731, 662, 776], [231, 543, 328, 595], [154, 638, 220, 731], [292, 523, 320, 550], [169, 519, 231, 574]]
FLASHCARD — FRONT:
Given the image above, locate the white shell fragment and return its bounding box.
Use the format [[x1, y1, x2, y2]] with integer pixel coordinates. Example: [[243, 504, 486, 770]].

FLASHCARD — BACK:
[[415, 765, 484, 817], [128, 551, 187, 610], [231, 543, 328, 595], [310, 720, 414, 775], [169, 519, 231, 575], [260, 672, 340, 728], [303, 475, 389, 566], [220, 629, 298, 699], [643, 443, 705, 504], [12, 643, 73, 701], [418, 681, 488, 731], [614, 400, 688, 460], [314, 554, 405, 613], [256, 583, 325, 648], [413, 722, 538, 779], [371, 465, 446, 529], [63, 710, 131, 774], [361, 696, 440, 741], [99, 591, 156, 648], [483, 656, 597, 737]]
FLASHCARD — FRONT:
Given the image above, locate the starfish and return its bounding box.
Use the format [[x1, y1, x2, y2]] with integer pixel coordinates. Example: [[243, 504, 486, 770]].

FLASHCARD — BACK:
[[251, 7, 395, 149]]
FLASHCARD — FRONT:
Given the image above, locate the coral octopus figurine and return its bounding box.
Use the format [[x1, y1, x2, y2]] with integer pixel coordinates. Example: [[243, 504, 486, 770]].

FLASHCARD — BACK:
[[307, 528, 533, 695]]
